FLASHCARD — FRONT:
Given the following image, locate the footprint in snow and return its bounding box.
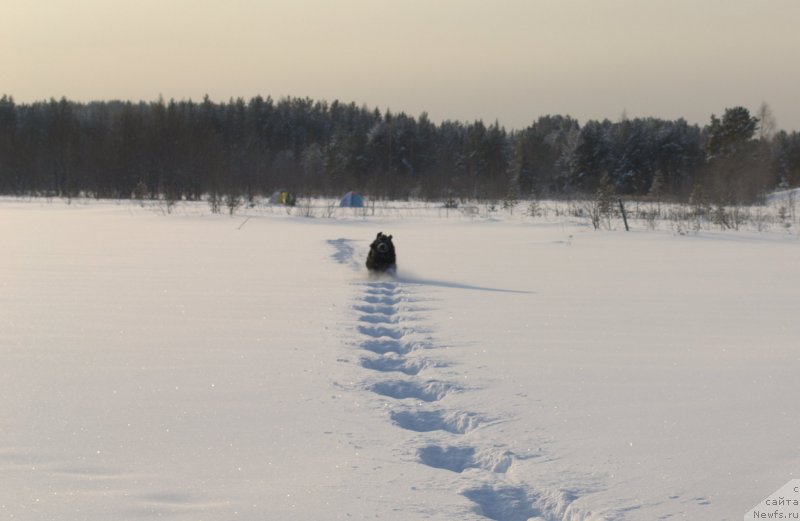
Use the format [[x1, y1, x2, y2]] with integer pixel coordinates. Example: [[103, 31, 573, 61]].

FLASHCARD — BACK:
[[417, 445, 513, 474], [461, 485, 542, 521], [353, 304, 398, 316], [367, 379, 457, 402], [358, 313, 401, 325], [357, 324, 406, 339], [389, 409, 485, 434], [359, 338, 416, 355], [360, 294, 403, 306], [359, 355, 434, 375]]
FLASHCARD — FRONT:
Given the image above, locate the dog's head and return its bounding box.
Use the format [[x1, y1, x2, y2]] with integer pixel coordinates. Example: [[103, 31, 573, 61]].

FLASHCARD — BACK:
[[370, 232, 395, 257], [367, 232, 396, 271]]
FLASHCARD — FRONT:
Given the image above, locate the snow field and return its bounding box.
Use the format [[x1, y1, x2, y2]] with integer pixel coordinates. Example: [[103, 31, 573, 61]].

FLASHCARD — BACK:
[[1, 199, 799, 520]]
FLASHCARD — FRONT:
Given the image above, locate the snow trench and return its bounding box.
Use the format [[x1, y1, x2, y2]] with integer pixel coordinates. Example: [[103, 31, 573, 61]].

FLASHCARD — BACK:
[[334, 248, 606, 521]]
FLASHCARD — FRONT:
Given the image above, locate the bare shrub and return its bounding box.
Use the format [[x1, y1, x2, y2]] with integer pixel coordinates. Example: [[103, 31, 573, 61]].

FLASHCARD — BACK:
[[322, 200, 338, 219], [225, 193, 241, 215], [527, 199, 542, 218], [298, 198, 315, 218], [640, 207, 660, 230], [208, 192, 222, 214]]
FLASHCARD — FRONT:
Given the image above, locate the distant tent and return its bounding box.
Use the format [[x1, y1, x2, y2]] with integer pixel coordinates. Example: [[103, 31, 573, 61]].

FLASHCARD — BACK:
[[269, 190, 289, 205], [339, 191, 364, 208]]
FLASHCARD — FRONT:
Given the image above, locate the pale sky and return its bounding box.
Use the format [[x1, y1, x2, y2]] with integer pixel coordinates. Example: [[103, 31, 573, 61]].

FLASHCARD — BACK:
[[3, 0, 799, 130]]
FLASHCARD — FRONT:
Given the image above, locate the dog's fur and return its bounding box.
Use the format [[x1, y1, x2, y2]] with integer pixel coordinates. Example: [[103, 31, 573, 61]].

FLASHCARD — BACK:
[[366, 232, 397, 274]]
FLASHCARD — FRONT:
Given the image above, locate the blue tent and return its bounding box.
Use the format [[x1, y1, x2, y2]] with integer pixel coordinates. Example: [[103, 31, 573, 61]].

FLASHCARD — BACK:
[[339, 191, 364, 207]]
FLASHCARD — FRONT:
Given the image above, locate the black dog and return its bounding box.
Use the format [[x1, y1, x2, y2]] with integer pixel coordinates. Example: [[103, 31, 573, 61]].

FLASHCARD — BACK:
[[366, 232, 397, 274]]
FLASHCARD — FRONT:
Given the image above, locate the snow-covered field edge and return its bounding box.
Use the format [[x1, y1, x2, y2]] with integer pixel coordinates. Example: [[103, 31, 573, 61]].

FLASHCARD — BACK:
[[4, 193, 799, 236]]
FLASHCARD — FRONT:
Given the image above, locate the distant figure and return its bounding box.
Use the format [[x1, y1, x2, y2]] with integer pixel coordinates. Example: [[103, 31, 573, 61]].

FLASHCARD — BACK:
[[366, 232, 397, 274]]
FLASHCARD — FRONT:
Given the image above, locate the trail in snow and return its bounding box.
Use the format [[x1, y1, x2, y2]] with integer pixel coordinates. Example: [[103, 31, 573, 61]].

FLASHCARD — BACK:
[[329, 237, 603, 521]]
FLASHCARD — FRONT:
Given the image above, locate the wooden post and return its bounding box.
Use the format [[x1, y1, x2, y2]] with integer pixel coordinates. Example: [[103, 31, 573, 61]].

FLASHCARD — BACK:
[[618, 199, 630, 231]]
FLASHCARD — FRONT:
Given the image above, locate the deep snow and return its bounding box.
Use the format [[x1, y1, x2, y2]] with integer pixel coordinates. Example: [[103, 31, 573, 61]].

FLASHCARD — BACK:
[[1, 199, 798, 520]]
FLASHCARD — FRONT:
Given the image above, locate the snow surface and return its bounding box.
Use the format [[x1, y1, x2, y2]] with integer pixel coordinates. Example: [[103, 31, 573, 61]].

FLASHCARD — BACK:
[[1, 199, 799, 520], [765, 187, 800, 206]]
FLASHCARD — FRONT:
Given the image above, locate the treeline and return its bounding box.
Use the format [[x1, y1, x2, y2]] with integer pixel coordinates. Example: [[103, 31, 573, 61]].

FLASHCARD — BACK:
[[0, 94, 799, 203]]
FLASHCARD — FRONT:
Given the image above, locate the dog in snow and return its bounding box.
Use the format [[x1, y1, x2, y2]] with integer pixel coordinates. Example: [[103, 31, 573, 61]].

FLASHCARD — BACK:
[[366, 232, 397, 274]]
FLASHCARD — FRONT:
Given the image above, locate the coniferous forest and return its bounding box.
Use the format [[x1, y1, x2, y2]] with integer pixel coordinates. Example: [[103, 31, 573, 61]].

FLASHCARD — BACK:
[[1, 94, 799, 204]]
